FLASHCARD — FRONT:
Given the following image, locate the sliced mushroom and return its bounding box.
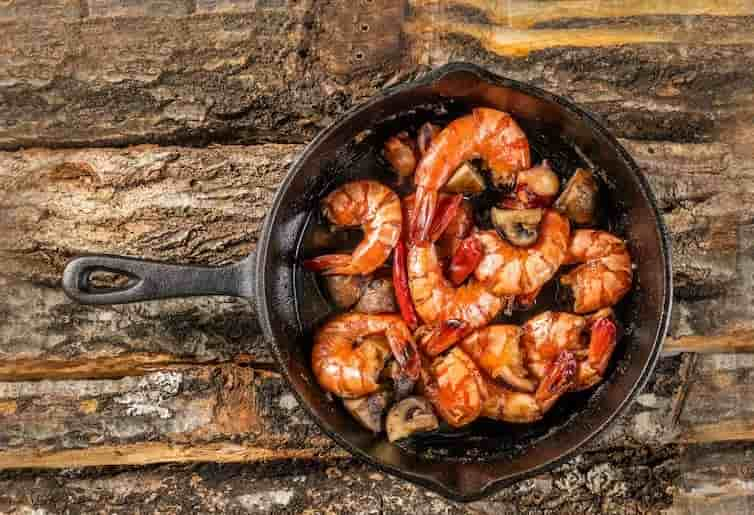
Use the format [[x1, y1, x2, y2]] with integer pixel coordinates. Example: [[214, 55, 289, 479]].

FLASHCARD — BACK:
[[503, 161, 560, 209], [354, 278, 398, 314], [386, 396, 439, 442], [381, 360, 416, 401], [417, 122, 441, 156], [443, 162, 486, 194], [518, 160, 560, 198], [384, 132, 419, 177], [343, 390, 393, 433], [554, 168, 599, 225], [491, 207, 544, 247], [324, 275, 367, 309]]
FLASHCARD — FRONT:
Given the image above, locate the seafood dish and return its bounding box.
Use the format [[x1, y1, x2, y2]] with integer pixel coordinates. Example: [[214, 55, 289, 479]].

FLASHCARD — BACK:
[[303, 108, 633, 443]]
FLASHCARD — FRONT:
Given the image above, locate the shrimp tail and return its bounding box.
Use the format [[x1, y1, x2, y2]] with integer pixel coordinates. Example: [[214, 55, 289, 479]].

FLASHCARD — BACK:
[[303, 254, 356, 275], [535, 350, 577, 413], [447, 236, 483, 286], [588, 317, 617, 376], [388, 335, 421, 380], [429, 194, 463, 243], [422, 319, 470, 357], [411, 186, 437, 243]]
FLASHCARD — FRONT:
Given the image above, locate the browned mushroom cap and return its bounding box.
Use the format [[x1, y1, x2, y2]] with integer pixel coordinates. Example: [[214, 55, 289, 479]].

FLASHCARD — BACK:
[[343, 390, 393, 433], [323, 275, 367, 309], [353, 278, 398, 314], [443, 161, 486, 194], [554, 168, 599, 225], [517, 160, 560, 198], [491, 207, 544, 247], [386, 396, 439, 442]]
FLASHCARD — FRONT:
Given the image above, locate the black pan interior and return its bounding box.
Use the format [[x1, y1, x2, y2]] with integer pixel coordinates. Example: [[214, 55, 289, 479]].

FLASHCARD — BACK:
[[256, 64, 671, 501]]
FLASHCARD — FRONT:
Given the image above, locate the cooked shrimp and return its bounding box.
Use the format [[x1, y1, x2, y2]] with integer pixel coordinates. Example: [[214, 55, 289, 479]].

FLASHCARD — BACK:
[[459, 325, 536, 392], [480, 351, 577, 423], [421, 347, 483, 427], [304, 180, 402, 275], [521, 309, 617, 391], [312, 313, 418, 398], [560, 230, 632, 313], [411, 108, 530, 242], [475, 209, 570, 299], [408, 241, 502, 356]]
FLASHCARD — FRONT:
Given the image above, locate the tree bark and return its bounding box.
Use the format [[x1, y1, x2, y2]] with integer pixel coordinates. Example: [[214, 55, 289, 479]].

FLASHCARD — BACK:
[[2, 5, 754, 149]]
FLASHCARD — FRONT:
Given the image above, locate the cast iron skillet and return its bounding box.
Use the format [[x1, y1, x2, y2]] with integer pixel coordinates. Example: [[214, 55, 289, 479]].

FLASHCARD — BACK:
[[62, 63, 672, 502]]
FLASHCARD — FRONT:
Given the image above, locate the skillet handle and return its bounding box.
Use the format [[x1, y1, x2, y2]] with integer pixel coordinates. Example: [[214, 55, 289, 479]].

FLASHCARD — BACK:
[[62, 253, 255, 304]]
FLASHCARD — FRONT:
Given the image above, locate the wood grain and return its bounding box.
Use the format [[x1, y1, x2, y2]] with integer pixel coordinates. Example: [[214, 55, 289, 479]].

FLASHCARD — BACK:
[[0, 365, 337, 459], [0, 353, 698, 469], [86, 0, 194, 18], [0, 443, 333, 469], [664, 330, 754, 355], [410, 0, 754, 29], [667, 442, 754, 515], [2, 7, 754, 148], [0, 145, 296, 284], [676, 355, 754, 444], [0, 0, 81, 21], [0, 10, 329, 149], [0, 448, 680, 514]]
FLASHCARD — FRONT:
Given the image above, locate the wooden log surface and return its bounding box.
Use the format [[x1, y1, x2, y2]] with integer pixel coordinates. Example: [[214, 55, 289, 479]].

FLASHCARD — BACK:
[[667, 442, 754, 515], [1, 2, 754, 149], [0, 446, 681, 514], [2, 1, 754, 513], [0, 355, 683, 463]]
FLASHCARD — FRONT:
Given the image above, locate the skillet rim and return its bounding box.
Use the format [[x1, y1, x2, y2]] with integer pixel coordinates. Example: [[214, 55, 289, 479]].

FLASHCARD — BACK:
[[255, 62, 673, 502]]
